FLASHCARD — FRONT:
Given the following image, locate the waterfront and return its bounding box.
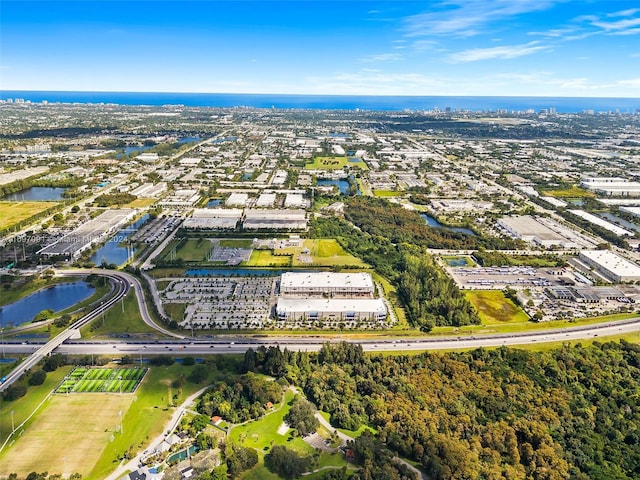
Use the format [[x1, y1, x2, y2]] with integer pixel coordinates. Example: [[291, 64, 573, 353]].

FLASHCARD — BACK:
[[3, 187, 67, 201], [0, 281, 94, 327]]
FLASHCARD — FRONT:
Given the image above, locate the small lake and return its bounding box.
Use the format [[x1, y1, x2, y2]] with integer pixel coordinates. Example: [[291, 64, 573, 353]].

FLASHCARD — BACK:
[[206, 199, 222, 207], [186, 268, 285, 277], [90, 214, 149, 266], [124, 145, 153, 156], [0, 281, 94, 328], [3, 187, 67, 201], [421, 214, 476, 236], [178, 136, 201, 144], [317, 177, 361, 195]]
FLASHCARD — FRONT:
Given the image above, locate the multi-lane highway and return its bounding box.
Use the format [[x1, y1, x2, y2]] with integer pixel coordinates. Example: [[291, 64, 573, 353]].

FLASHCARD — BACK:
[[3, 315, 639, 358], [2, 268, 639, 393]]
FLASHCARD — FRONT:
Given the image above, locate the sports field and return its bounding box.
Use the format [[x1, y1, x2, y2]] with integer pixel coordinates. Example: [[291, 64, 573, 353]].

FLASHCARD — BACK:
[[0, 201, 58, 229], [464, 290, 529, 324], [55, 367, 147, 394], [0, 394, 133, 478]]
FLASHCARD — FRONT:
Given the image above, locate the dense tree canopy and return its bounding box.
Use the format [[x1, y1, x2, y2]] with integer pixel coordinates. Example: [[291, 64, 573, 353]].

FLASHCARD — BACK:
[[282, 341, 640, 480]]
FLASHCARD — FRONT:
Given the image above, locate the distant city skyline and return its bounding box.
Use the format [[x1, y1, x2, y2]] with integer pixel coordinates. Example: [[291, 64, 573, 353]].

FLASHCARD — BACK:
[[2, 0, 640, 97]]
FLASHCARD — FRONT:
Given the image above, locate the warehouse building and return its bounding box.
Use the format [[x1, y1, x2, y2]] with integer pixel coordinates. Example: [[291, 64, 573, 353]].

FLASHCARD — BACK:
[[578, 250, 640, 283], [38, 209, 136, 258], [276, 271, 386, 323], [182, 208, 242, 230], [243, 209, 307, 230], [276, 298, 387, 322], [280, 272, 375, 297]]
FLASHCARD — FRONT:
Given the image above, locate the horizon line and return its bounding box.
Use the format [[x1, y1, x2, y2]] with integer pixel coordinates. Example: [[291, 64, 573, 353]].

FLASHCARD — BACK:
[[2, 89, 640, 100]]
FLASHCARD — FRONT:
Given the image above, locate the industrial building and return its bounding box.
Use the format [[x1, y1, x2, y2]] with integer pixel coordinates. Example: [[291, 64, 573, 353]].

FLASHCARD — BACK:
[[226, 192, 250, 207], [38, 209, 136, 258], [255, 193, 276, 208], [578, 250, 640, 283], [280, 272, 375, 297], [581, 177, 640, 197], [497, 215, 582, 249], [243, 209, 307, 230], [276, 272, 387, 323], [182, 208, 242, 230], [276, 298, 387, 322]]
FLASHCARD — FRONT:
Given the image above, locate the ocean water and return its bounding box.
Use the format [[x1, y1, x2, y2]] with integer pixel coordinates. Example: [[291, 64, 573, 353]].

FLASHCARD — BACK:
[[1, 91, 639, 113]]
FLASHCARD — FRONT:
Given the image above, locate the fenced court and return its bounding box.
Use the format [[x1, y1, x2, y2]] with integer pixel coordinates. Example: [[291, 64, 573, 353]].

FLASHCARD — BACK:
[[55, 367, 147, 394]]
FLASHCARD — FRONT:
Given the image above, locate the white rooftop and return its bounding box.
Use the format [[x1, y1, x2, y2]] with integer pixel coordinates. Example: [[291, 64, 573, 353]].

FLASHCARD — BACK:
[[580, 250, 640, 278], [277, 297, 386, 314], [280, 272, 374, 291]]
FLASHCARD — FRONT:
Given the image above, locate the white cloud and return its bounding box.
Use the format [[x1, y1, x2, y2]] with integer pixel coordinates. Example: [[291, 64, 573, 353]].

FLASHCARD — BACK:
[[404, 0, 563, 37], [360, 53, 403, 63], [607, 8, 640, 18], [449, 42, 548, 62]]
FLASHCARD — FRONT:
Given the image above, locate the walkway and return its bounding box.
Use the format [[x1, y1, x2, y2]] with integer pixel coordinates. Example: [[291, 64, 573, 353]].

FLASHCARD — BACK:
[[105, 385, 210, 480]]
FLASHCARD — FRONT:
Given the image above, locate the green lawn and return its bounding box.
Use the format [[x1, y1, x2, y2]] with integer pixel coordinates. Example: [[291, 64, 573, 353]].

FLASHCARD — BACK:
[[0, 366, 72, 446], [244, 249, 292, 267], [304, 156, 368, 171], [80, 290, 158, 338], [372, 190, 401, 197], [164, 302, 187, 322], [230, 389, 313, 457], [0, 201, 58, 230], [541, 187, 596, 198], [231, 389, 350, 479], [89, 364, 205, 479], [278, 239, 366, 268], [176, 238, 214, 262], [465, 290, 529, 324]]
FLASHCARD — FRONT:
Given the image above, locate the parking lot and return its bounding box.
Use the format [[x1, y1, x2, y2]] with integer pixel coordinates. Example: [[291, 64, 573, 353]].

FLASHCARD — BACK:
[[162, 277, 276, 329]]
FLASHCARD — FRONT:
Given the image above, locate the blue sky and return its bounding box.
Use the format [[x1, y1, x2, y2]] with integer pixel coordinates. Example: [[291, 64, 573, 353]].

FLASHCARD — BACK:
[[1, 0, 639, 96]]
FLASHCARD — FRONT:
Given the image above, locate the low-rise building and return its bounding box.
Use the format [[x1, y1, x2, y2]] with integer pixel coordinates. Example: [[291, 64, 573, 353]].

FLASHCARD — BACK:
[[578, 250, 640, 283]]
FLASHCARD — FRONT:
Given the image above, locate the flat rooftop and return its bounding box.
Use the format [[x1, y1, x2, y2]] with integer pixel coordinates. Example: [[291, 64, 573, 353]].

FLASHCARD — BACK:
[[580, 250, 640, 278], [276, 297, 386, 314], [281, 272, 374, 291]]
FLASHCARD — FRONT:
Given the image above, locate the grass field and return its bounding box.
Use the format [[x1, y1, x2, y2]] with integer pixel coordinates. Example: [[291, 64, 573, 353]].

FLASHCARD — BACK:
[[244, 249, 292, 267], [230, 389, 312, 457], [162, 238, 213, 262], [80, 290, 158, 339], [276, 239, 366, 268], [0, 393, 133, 478], [465, 290, 529, 324], [1, 363, 207, 479], [164, 302, 187, 322], [55, 367, 147, 394], [0, 367, 72, 446], [541, 187, 596, 198], [0, 201, 58, 230], [372, 190, 401, 197], [123, 198, 157, 209], [304, 156, 368, 170], [230, 388, 334, 478]]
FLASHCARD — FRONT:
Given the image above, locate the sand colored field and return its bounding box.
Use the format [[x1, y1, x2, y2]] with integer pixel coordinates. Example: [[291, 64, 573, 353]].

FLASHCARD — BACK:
[[0, 393, 133, 478], [0, 201, 57, 229]]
